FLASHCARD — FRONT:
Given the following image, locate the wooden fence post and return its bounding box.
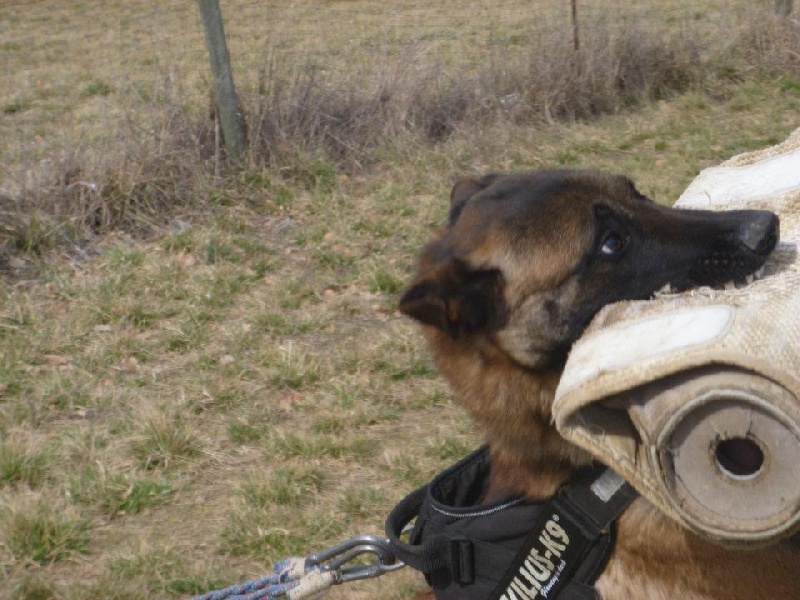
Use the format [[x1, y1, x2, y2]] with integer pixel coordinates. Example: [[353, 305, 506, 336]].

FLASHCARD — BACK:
[[570, 0, 580, 53], [196, 0, 246, 164]]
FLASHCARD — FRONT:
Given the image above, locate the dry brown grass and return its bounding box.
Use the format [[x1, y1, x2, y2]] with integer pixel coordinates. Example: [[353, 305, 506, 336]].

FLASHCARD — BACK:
[[2, 1, 799, 259], [1, 2, 799, 599], [246, 2, 800, 167]]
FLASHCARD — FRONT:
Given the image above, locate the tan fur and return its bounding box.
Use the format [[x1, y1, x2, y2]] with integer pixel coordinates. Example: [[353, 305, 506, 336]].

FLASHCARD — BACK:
[[402, 170, 798, 599]]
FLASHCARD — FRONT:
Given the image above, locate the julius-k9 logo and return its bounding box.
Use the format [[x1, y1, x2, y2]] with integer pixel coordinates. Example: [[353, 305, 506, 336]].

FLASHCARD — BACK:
[[498, 515, 571, 600]]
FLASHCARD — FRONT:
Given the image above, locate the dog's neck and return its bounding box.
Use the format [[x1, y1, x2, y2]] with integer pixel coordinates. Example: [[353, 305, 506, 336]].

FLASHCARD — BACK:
[[483, 417, 592, 504], [426, 329, 594, 503]]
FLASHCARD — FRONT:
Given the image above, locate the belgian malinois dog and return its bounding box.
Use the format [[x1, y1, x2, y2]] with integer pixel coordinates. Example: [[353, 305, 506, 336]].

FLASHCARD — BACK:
[[399, 170, 798, 599]]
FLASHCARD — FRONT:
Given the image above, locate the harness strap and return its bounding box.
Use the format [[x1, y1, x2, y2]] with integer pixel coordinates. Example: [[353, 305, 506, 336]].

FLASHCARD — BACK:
[[386, 449, 638, 600], [559, 468, 638, 540], [385, 481, 523, 585], [385, 483, 449, 573], [490, 468, 636, 600]]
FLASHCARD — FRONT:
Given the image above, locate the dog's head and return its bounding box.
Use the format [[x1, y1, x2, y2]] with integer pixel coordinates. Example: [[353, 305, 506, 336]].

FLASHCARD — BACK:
[[400, 170, 779, 373]]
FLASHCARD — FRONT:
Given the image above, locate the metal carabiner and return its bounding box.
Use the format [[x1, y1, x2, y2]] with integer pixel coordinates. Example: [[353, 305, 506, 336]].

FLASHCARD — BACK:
[[304, 534, 406, 583]]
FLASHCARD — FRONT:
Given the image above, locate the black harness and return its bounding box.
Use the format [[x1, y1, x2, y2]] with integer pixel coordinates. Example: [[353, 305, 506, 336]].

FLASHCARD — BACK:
[[386, 447, 637, 600]]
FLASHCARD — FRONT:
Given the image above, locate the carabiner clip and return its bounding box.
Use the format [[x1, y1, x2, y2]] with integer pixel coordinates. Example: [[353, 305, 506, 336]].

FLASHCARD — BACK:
[[305, 534, 406, 583]]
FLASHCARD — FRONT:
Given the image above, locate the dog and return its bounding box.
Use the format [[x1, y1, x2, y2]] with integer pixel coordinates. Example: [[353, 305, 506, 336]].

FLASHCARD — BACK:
[[399, 170, 798, 599]]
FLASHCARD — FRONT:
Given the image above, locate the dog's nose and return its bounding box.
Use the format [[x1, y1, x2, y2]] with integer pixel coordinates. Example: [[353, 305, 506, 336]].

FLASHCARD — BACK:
[[739, 211, 779, 255]]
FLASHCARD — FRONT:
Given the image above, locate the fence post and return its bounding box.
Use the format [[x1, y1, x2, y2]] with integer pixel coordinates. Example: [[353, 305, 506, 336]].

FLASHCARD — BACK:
[[570, 0, 580, 53], [196, 0, 246, 165], [776, 0, 793, 17]]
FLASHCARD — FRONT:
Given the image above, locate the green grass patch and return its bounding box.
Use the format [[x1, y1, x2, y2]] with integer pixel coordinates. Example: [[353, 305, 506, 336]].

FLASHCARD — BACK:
[[242, 467, 326, 507], [130, 416, 202, 470], [80, 79, 113, 98], [162, 229, 197, 253], [254, 313, 317, 335], [268, 346, 322, 389], [1, 500, 91, 564], [267, 432, 374, 461], [369, 267, 404, 295], [4, 97, 32, 114], [163, 310, 214, 351], [0, 442, 49, 488], [203, 238, 241, 265], [779, 76, 800, 93], [10, 576, 57, 600], [227, 420, 265, 444], [336, 486, 388, 519], [67, 466, 175, 515]]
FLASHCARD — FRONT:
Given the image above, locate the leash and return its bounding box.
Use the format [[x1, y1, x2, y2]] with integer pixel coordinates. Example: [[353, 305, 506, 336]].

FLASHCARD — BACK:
[[191, 447, 636, 600], [189, 534, 406, 600]]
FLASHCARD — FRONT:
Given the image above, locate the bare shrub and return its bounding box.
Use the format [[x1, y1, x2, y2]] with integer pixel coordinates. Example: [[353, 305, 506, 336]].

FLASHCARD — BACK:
[[1, 106, 213, 261], [241, 7, 796, 172], [520, 22, 700, 119], [735, 11, 800, 74], [246, 16, 721, 168]]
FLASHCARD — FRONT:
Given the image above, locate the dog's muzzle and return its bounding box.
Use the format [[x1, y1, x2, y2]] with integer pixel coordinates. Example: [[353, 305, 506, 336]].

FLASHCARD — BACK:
[[553, 128, 800, 546]]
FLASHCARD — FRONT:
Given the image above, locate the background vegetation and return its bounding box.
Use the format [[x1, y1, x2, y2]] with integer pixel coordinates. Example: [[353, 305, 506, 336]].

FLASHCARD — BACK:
[[1, 1, 798, 598]]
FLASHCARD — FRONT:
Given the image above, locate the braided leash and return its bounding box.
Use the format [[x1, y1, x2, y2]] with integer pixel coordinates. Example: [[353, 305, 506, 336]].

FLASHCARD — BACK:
[[190, 558, 336, 600], [190, 534, 405, 600]]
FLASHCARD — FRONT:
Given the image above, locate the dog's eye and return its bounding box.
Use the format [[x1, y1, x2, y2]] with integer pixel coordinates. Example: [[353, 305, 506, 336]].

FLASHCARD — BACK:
[[600, 232, 628, 256]]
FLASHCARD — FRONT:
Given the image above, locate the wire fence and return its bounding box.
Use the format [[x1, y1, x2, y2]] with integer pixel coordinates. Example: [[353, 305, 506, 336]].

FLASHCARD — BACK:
[[3, 1, 794, 97], [1, 0, 797, 195]]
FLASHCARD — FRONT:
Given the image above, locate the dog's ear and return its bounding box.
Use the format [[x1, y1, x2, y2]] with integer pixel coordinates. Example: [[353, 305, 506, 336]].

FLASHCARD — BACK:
[[449, 174, 501, 223], [399, 257, 505, 339]]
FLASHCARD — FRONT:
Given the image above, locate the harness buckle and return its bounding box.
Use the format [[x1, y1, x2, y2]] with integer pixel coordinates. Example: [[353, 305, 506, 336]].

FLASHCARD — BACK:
[[305, 534, 406, 583]]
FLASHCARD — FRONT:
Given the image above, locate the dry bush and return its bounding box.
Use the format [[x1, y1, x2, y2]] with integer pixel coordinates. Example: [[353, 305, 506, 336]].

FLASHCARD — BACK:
[[736, 11, 800, 73], [520, 22, 699, 118], [247, 11, 798, 168], [1, 107, 213, 263]]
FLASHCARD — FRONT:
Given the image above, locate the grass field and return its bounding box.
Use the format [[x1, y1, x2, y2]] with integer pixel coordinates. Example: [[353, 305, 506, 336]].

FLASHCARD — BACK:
[[1, 2, 799, 599]]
